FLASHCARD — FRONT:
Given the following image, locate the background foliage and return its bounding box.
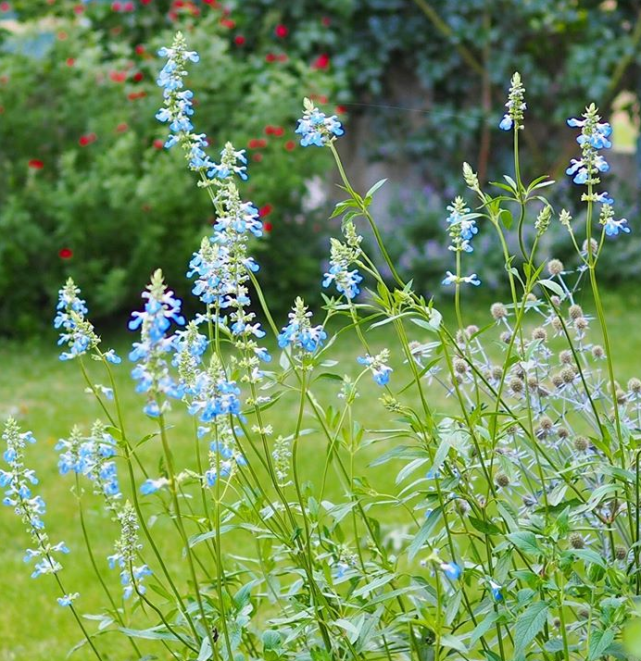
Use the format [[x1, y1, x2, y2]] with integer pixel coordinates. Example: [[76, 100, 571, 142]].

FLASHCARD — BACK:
[[1, 0, 641, 333]]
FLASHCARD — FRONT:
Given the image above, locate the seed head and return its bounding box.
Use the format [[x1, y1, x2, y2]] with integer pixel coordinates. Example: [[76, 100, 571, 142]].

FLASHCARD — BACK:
[[569, 304, 583, 320], [532, 327, 547, 341], [574, 436, 589, 452], [500, 331, 512, 344], [509, 377, 524, 394], [495, 472, 510, 488], [628, 378, 641, 393], [615, 545, 628, 561], [592, 345, 604, 359], [561, 367, 576, 384], [547, 259, 564, 276], [551, 316, 564, 332], [454, 359, 468, 374], [569, 532, 585, 549], [559, 350, 573, 364], [491, 302, 507, 320], [491, 366, 503, 381]]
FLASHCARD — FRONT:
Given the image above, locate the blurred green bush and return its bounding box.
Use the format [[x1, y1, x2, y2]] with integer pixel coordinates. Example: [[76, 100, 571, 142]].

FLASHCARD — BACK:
[[2, 0, 641, 333]]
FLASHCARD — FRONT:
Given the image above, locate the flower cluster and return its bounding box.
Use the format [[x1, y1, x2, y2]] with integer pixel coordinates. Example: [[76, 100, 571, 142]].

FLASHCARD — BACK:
[[1, 419, 71, 586], [323, 222, 363, 300], [129, 270, 185, 417], [357, 350, 392, 386], [204, 421, 247, 487], [565, 105, 629, 237], [499, 72, 526, 131], [54, 279, 100, 361], [108, 502, 151, 600], [55, 422, 121, 508], [278, 297, 327, 353], [295, 97, 344, 147], [442, 197, 481, 287]]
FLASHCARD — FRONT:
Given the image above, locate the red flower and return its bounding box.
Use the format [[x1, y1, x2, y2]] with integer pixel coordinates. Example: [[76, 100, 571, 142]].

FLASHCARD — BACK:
[[311, 53, 330, 70], [203, 0, 218, 5], [153, 139, 164, 149], [123, 1, 134, 11], [234, 35, 246, 46], [265, 53, 276, 63], [220, 17, 235, 29], [111, 1, 121, 10], [115, 122, 128, 133], [264, 126, 274, 136], [336, 105, 347, 115], [0, 2, 10, 12], [141, 0, 152, 4], [275, 24, 288, 38], [321, 16, 331, 27], [28, 159, 44, 170], [57, 31, 68, 41], [284, 140, 295, 151], [276, 54, 288, 63], [272, 126, 284, 137], [252, 153, 263, 163], [59, 248, 73, 260], [135, 44, 146, 55], [259, 204, 273, 217], [263, 222, 273, 233], [66, 58, 75, 67], [79, 133, 97, 147], [73, 4, 85, 14], [133, 72, 144, 82], [128, 91, 147, 101], [109, 71, 127, 83]]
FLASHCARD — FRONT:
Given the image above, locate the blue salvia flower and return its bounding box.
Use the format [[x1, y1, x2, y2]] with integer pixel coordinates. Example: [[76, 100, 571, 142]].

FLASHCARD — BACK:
[[278, 297, 327, 353], [54, 278, 100, 361], [323, 227, 363, 300], [446, 197, 479, 254], [55, 423, 121, 510], [140, 477, 169, 495], [204, 423, 247, 487], [489, 580, 503, 601], [129, 269, 185, 416], [296, 97, 344, 147], [599, 203, 630, 237], [358, 350, 393, 386], [440, 561, 462, 580], [1, 419, 72, 591], [566, 105, 613, 194], [499, 72, 526, 131], [108, 502, 151, 599], [186, 355, 242, 423], [442, 271, 481, 287]]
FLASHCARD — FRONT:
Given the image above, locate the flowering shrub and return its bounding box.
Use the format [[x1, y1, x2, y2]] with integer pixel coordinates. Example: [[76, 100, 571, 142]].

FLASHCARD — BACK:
[[4, 33, 641, 661]]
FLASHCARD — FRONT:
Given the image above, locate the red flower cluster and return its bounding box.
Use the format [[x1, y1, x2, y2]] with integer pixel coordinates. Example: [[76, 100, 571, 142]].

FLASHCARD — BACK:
[[28, 159, 44, 170], [79, 133, 98, 147]]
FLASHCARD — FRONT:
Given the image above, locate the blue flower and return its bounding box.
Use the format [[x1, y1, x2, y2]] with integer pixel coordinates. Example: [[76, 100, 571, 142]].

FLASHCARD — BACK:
[[295, 99, 344, 147], [103, 349, 121, 364], [358, 352, 392, 386], [604, 216, 630, 237], [57, 593, 79, 607], [499, 115, 513, 131], [278, 298, 327, 353], [54, 279, 99, 361], [442, 271, 481, 287], [440, 561, 462, 580], [490, 580, 503, 601]]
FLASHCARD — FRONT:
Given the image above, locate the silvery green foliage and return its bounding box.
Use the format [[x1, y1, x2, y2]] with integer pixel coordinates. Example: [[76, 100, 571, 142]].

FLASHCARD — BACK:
[[4, 37, 640, 661]]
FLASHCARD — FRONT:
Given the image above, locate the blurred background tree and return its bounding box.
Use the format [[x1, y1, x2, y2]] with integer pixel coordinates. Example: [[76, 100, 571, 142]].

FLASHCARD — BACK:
[[1, 0, 640, 334]]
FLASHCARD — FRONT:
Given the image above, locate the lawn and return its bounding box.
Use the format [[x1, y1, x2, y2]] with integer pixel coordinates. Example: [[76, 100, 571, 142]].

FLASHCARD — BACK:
[[1, 288, 640, 661]]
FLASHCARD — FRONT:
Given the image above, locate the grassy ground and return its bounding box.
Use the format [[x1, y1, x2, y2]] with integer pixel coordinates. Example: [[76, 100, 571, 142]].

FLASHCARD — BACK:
[[1, 288, 640, 660]]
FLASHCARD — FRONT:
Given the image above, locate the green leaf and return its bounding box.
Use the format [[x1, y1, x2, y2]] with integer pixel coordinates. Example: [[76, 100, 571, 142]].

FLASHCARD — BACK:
[[573, 548, 606, 569], [538, 278, 564, 297], [507, 531, 541, 555], [365, 178, 387, 198], [471, 612, 498, 646], [499, 209, 513, 230], [441, 634, 468, 653], [588, 628, 615, 661], [469, 516, 502, 536], [514, 601, 549, 658], [408, 508, 443, 560], [119, 627, 183, 642]]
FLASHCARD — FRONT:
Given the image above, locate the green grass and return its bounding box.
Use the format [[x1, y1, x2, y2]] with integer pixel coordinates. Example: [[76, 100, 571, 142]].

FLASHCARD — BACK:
[[1, 288, 641, 660]]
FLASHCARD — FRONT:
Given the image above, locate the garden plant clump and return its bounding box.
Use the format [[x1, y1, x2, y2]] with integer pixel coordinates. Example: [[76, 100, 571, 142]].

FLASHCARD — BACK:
[[3, 35, 641, 660]]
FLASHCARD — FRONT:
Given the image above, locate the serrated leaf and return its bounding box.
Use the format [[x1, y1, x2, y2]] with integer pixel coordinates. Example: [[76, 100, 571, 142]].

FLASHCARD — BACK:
[[507, 531, 541, 555], [514, 601, 549, 658], [588, 628, 615, 661]]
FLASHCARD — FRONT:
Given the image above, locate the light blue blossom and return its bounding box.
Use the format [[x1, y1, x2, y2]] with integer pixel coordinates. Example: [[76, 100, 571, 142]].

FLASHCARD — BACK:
[[278, 298, 327, 353], [140, 477, 169, 495], [296, 97, 344, 147], [442, 271, 481, 287], [2, 419, 71, 588], [103, 349, 122, 364], [358, 351, 392, 386], [489, 580, 503, 601], [440, 561, 462, 580], [57, 593, 79, 607], [499, 72, 526, 131], [55, 279, 100, 361], [109, 502, 151, 599], [129, 270, 184, 416], [323, 233, 363, 300]]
